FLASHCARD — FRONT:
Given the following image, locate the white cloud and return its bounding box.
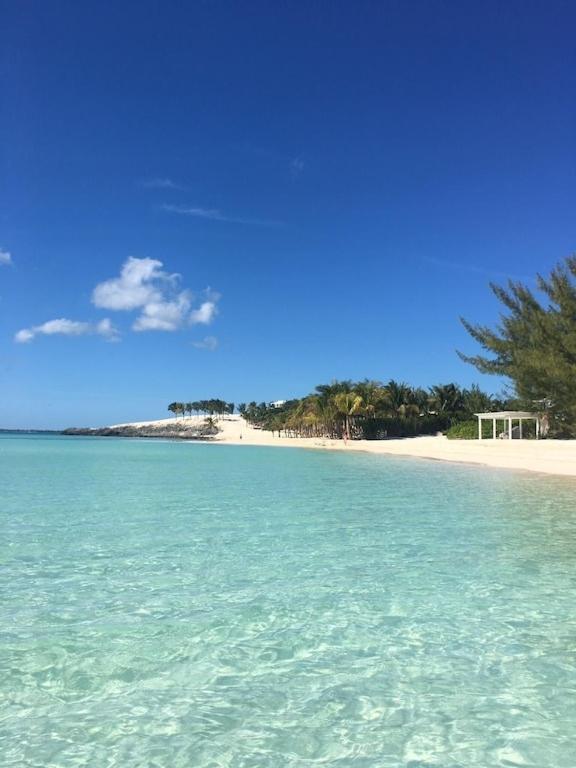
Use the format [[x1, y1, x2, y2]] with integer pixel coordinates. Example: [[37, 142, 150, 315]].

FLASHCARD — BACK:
[[133, 292, 192, 332], [93, 257, 219, 333], [14, 329, 34, 343], [15, 317, 119, 344], [0, 248, 12, 266], [16, 257, 219, 344], [192, 335, 219, 351], [190, 300, 218, 325], [92, 257, 171, 310]]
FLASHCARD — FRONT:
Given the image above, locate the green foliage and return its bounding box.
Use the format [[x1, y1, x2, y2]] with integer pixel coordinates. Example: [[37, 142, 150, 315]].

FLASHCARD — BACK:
[[446, 420, 487, 440], [238, 380, 498, 441], [461, 384, 495, 415], [428, 383, 465, 418], [168, 401, 184, 418], [166, 399, 234, 419], [460, 255, 576, 436]]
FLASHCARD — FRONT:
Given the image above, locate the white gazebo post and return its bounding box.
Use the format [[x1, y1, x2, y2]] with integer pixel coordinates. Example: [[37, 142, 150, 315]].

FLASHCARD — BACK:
[[536, 418, 540, 440], [519, 419, 523, 439], [508, 417, 512, 440], [493, 418, 497, 439], [478, 414, 482, 440]]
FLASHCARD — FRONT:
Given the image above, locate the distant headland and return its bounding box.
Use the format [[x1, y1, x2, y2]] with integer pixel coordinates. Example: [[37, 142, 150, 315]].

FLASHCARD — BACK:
[[62, 420, 218, 440]]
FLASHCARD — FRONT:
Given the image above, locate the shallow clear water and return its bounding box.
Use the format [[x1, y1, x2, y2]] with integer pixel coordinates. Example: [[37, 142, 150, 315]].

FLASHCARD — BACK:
[[1, 434, 576, 767]]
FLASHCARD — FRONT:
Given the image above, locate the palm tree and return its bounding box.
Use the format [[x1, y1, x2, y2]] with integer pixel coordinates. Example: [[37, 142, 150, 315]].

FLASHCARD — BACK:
[[315, 380, 353, 402], [168, 402, 180, 419], [410, 387, 430, 416], [333, 391, 364, 441], [384, 380, 412, 416], [204, 416, 218, 432], [355, 379, 387, 418], [429, 384, 465, 418], [315, 396, 338, 437]]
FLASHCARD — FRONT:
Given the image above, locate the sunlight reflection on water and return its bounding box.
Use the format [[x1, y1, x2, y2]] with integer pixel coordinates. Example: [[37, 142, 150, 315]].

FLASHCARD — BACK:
[[1, 435, 576, 767]]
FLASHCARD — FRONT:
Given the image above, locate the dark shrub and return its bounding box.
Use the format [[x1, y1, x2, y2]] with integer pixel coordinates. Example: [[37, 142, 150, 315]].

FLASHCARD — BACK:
[[359, 415, 450, 440]]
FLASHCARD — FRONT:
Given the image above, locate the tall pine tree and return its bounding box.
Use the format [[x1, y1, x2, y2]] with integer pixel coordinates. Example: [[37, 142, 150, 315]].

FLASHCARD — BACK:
[[460, 256, 576, 436]]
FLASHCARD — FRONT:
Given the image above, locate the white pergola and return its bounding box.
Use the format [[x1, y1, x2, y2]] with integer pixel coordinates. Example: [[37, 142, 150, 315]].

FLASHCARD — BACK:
[[475, 411, 540, 440]]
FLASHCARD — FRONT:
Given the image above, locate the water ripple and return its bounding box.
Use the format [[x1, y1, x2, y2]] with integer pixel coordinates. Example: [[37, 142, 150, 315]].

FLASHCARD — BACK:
[[1, 436, 576, 766]]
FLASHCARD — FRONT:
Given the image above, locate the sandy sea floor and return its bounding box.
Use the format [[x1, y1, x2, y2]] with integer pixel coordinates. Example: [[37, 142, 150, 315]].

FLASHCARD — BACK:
[[3, 434, 576, 766]]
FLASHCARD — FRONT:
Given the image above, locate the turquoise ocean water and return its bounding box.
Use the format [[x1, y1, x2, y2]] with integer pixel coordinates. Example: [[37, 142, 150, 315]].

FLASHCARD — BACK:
[[1, 434, 576, 767]]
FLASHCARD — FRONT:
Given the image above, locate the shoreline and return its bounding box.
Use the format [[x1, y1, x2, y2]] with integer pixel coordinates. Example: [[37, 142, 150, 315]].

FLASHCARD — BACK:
[[90, 415, 576, 479]]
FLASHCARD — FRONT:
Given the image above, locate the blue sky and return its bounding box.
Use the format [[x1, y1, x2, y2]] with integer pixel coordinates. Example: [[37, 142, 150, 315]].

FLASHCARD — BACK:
[[1, 1, 575, 428]]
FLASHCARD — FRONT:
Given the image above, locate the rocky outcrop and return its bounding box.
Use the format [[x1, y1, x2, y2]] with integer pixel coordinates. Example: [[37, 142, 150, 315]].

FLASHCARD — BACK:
[[62, 420, 219, 440]]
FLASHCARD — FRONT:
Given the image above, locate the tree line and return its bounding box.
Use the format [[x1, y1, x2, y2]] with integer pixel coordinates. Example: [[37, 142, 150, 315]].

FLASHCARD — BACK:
[[238, 381, 510, 440], [167, 400, 235, 419]]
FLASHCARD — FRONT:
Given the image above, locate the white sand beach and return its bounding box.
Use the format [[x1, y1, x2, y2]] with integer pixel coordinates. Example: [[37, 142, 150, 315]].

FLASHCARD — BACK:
[[112, 415, 576, 478]]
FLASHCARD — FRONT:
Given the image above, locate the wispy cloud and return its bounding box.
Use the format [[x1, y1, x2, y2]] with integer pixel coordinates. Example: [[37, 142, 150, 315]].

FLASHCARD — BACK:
[[424, 256, 534, 283], [141, 177, 184, 190], [162, 205, 229, 221], [161, 204, 283, 227], [192, 335, 219, 351], [244, 145, 306, 180], [15, 318, 119, 344], [92, 257, 220, 332], [0, 247, 12, 266], [290, 157, 305, 179]]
